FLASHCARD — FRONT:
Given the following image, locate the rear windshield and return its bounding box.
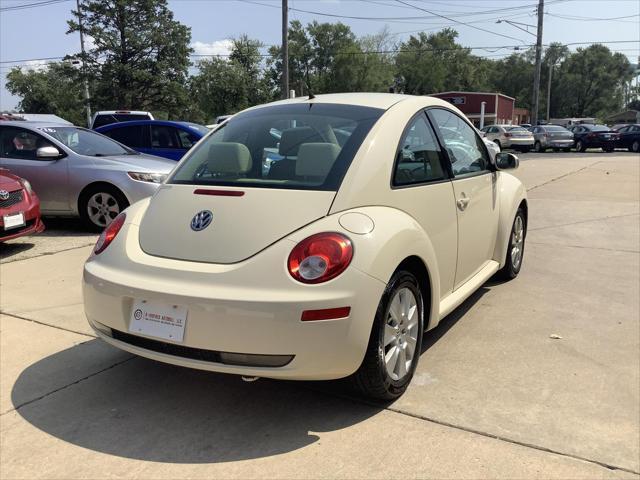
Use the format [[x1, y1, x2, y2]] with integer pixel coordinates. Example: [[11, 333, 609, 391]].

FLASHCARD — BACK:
[[169, 103, 383, 191], [506, 126, 528, 133], [544, 125, 567, 131], [590, 125, 610, 132], [93, 114, 151, 128]]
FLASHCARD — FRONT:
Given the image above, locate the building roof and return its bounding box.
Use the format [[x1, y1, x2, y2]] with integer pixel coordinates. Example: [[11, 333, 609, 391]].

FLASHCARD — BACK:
[[431, 91, 516, 101]]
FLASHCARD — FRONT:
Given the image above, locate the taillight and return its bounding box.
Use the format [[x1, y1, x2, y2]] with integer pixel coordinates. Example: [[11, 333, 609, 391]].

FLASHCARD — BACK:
[[288, 232, 353, 284], [94, 213, 126, 255], [504, 132, 512, 137]]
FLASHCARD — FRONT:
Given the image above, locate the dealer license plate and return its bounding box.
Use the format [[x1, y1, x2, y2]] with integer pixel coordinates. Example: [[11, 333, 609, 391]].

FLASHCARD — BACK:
[[3, 212, 25, 230], [129, 299, 187, 342]]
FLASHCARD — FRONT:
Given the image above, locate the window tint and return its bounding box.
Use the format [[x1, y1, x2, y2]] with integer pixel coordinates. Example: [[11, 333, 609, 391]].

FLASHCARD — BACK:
[[393, 114, 445, 186], [93, 113, 151, 128], [169, 103, 383, 191], [151, 125, 181, 149], [105, 125, 146, 147], [0, 127, 57, 160], [176, 129, 199, 149], [545, 125, 566, 132], [430, 109, 489, 177]]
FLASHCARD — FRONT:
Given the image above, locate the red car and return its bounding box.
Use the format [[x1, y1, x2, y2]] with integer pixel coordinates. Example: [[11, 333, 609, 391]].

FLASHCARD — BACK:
[[0, 169, 45, 242]]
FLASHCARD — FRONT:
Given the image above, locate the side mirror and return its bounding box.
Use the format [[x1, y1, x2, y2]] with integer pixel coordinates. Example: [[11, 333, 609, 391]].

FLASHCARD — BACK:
[[495, 152, 519, 170], [37, 146, 62, 159]]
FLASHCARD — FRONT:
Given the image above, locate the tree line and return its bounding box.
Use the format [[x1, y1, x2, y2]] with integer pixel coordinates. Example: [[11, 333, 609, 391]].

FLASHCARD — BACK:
[[5, 0, 637, 126]]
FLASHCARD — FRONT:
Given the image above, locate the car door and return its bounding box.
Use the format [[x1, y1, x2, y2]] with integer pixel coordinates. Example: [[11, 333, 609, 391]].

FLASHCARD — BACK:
[[0, 126, 70, 213], [428, 108, 499, 289], [150, 125, 186, 160], [389, 112, 458, 299]]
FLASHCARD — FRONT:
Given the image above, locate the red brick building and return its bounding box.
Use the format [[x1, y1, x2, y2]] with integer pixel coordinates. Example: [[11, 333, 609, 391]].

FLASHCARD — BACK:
[[430, 91, 527, 127]]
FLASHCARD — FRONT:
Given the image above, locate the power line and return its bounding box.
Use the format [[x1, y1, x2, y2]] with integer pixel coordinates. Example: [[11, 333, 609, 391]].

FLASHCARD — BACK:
[[547, 13, 640, 22], [0, 0, 71, 12]]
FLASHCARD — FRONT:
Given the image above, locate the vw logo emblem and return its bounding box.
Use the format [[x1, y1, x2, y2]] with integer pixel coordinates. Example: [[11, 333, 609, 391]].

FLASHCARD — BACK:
[[0, 190, 9, 201], [190, 210, 213, 231]]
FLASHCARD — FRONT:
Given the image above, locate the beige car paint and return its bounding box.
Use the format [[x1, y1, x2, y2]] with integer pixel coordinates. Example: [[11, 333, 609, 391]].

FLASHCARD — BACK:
[[83, 93, 527, 381]]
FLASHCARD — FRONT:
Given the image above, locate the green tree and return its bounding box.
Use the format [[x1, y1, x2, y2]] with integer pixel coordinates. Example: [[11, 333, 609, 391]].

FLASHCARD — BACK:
[[489, 50, 535, 109], [552, 44, 633, 117], [5, 62, 86, 125], [67, 0, 192, 116]]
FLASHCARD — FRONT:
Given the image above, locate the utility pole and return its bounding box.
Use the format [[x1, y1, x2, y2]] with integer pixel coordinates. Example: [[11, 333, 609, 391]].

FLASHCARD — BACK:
[[77, 0, 92, 127], [546, 62, 553, 121], [281, 0, 289, 99], [531, 0, 544, 126]]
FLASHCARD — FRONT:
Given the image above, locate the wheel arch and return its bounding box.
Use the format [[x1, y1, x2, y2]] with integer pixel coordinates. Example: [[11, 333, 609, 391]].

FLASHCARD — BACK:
[[77, 181, 130, 212], [394, 255, 435, 331], [493, 173, 528, 268]]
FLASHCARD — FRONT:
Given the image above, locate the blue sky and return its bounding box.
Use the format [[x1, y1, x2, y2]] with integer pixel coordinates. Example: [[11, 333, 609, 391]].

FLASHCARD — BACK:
[[1, 0, 639, 110]]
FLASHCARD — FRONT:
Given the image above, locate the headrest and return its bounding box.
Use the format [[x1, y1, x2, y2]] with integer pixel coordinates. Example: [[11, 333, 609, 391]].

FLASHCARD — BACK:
[[295, 143, 341, 178], [207, 142, 252, 175], [278, 127, 322, 156]]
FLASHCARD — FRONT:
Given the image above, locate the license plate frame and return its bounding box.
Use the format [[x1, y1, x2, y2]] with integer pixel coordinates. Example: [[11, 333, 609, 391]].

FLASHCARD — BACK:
[[129, 299, 188, 343], [3, 212, 25, 230]]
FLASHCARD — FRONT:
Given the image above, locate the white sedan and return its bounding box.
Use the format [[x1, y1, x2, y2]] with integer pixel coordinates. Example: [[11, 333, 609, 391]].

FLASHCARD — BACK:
[[83, 93, 527, 400]]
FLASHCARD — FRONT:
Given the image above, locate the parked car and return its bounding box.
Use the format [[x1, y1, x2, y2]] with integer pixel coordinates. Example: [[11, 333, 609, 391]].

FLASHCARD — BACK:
[[90, 110, 154, 129], [480, 124, 534, 152], [568, 124, 619, 152], [0, 122, 176, 230], [531, 125, 575, 152], [83, 93, 527, 400], [519, 123, 532, 129], [96, 120, 209, 161], [0, 168, 45, 241], [614, 124, 640, 152]]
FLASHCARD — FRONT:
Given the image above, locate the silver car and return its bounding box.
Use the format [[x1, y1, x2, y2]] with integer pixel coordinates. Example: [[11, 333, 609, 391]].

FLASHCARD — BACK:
[[480, 124, 534, 152], [531, 125, 575, 152], [0, 122, 175, 230]]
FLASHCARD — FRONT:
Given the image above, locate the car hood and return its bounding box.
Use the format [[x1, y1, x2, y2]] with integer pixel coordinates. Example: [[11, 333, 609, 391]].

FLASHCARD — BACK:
[[86, 153, 176, 173], [0, 170, 23, 190], [138, 184, 336, 263]]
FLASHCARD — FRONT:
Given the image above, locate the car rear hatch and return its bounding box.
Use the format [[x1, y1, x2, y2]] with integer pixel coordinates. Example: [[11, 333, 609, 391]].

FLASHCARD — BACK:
[[138, 185, 336, 263]]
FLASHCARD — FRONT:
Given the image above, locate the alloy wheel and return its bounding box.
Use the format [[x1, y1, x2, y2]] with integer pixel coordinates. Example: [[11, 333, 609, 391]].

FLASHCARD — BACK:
[[87, 192, 120, 228], [383, 287, 419, 381], [511, 215, 525, 270]]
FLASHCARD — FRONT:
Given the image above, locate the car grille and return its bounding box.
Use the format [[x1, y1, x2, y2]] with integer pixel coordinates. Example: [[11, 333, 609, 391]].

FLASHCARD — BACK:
[[0, 189, 24, 208], [111, 329, 294, 367]]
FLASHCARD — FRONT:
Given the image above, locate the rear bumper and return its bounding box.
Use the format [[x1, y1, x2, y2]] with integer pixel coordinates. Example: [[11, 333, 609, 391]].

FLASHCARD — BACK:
[[543, 139, 574, 148], [505, 138, 534, 147], [83, 222, 386, 380]]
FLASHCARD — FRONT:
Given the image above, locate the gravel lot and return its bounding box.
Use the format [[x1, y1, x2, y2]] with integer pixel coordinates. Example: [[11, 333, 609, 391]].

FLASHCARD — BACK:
[[1, 151, 638, 479]]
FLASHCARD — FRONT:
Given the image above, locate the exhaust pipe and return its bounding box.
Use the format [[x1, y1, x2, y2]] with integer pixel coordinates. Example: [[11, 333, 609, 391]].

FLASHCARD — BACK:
[[241, 376, 260, 382]]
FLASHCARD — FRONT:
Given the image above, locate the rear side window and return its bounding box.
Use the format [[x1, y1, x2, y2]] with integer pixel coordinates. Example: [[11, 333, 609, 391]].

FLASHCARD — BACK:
[[394, 115, 445, 186], [104, 125, 146, 147], [169, 103, 383, 191], [151, 125, 181, 149]]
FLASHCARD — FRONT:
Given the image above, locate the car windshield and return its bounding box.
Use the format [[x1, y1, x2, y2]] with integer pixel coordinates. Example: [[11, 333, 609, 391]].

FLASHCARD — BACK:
[[169, 103, 383, 191], [37, 126, 135, 156], [180, 122, 209, 136]]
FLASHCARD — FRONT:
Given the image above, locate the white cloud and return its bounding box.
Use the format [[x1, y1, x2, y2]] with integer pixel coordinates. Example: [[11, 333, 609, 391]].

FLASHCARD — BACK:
[[19, 60, 52, 73], [191, 40, 233, 58]]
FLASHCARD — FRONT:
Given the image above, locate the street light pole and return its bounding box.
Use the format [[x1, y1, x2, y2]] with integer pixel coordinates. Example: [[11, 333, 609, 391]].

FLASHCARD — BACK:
[[531, 0, 544, 126], [281, 0, 289, 99], [76, 0, 92, 127], [546, 62, 553, 122]]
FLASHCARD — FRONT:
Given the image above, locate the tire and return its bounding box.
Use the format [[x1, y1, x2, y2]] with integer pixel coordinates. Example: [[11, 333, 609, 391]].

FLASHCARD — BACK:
[[576, 140, 586, 152], [630, 140, 639, 153], [563, 148, 571, 152], [78, 184, 129, 232], [553, 148, 560, 152], [350, 270, 424, 401], [497, 208, 526, 281], [493, 140, 501, 149], [534, 141, 545, 153], [520, 146, 531, 153], [603, 146, 614, 153]]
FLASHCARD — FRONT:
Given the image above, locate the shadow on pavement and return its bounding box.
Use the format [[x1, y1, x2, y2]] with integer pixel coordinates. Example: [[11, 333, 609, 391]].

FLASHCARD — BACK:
[[12, 345, 382, 463], [40, 217, 96, 236], [0, 241, 35, 259]]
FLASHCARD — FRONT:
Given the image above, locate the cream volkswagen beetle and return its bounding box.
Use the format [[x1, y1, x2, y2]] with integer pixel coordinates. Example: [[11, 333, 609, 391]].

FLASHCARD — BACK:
[[83, 93, 527, 399]]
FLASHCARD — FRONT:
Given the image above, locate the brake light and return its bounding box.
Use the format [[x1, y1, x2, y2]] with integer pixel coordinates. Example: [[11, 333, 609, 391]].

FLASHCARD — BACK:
[[504, 132, 512, 138], [93, 213, 126, 255], [288, 232, 353, 284]]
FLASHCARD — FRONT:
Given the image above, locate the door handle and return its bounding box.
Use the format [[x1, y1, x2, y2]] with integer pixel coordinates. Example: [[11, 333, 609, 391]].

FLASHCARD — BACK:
[[457, 195, 470, 211]]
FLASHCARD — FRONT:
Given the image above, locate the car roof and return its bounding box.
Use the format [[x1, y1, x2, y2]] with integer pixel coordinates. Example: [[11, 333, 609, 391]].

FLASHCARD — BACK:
[[93, 110, 151, 115], [247, 92, 457, 112], [0, 121, 81, 129], [95, 119, 205, 132]]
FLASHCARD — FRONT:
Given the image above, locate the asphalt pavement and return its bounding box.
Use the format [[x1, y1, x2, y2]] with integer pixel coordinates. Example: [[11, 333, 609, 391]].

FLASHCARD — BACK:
[[1, 150, 638, 479]]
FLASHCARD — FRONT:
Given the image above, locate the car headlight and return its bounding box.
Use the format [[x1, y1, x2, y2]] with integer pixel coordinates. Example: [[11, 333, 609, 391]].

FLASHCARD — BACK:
[[127, 172, 168, 183], [20, 179, 33, 193]]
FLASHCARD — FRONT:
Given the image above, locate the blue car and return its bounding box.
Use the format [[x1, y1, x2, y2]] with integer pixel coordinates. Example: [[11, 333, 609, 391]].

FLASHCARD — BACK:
[[96, 120, 209, 161]]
